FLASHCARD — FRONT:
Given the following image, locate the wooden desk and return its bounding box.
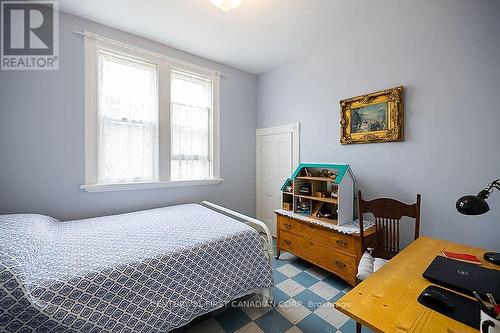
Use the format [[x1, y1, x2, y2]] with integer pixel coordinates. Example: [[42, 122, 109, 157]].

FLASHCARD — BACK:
[[334, 236, 499, 333]]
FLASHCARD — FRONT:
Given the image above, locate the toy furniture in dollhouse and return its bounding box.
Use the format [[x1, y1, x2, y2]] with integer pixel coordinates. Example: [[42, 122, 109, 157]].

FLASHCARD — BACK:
[[276, 163, 372, 285], [279, 163, 355, 225]]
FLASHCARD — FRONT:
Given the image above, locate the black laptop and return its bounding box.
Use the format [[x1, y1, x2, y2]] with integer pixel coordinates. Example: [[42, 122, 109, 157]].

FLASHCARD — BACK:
[[423, 256, 500, 302]]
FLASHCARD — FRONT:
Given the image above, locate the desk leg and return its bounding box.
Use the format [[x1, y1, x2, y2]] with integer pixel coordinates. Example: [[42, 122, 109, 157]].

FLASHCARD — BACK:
[[356, 322, 361, 333]]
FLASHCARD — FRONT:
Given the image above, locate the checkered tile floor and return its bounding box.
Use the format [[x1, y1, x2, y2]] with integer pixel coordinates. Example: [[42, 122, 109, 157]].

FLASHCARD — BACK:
[[173, 241, 373, 333]]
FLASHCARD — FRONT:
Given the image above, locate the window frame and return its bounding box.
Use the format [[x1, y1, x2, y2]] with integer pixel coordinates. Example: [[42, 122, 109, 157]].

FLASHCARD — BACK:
[[81, 34, 221, 192]]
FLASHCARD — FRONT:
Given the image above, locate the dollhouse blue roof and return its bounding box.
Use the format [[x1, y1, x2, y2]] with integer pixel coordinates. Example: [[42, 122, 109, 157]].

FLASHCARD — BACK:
[[280, 178, 293, 191], [280, 163, 354, 190]]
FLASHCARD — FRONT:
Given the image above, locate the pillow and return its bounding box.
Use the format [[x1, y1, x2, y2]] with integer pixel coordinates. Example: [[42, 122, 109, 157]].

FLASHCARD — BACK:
[[356, 251, 374, 281], [0, 214, 59, 264], [0, 213, 59, 237], [374, 257, 388, 272]]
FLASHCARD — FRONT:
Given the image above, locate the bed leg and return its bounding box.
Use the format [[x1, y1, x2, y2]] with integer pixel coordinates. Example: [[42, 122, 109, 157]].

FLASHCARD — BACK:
[[275, 237, 281, 259], [261, 287, 274, 307]]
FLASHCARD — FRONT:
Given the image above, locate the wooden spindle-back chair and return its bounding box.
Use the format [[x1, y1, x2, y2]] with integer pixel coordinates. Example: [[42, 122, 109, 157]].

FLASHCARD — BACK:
[[358, 191, 421, 260], [356, 191, 421, 333]]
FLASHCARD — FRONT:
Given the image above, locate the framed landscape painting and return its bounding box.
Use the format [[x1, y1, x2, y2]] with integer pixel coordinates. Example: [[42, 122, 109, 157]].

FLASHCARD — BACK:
[[340, 86, 404, 144]]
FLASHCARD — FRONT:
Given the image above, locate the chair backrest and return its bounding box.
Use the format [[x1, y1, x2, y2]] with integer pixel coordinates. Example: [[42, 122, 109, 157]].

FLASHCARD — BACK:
[[358, 191, 421, 260]]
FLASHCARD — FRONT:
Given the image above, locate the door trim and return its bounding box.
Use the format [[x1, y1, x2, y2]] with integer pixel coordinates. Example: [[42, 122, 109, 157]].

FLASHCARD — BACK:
[[256, 123, 300, 224]]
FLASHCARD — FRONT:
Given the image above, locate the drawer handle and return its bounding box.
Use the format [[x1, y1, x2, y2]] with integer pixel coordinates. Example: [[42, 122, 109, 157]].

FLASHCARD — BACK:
[[335, 260, 347, 269], [309, 241, 314, 246], [336, 239, 348, 247], [284, 240, 292, 246], [284, 223, 292, 229]]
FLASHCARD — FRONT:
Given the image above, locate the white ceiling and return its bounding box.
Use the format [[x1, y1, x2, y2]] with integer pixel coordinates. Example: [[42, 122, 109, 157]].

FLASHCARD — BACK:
[[58, 0, 333, 74]]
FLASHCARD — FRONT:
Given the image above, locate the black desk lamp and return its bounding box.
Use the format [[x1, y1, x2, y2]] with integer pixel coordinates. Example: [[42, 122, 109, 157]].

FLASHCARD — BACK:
[[456, 178, 500, 265]]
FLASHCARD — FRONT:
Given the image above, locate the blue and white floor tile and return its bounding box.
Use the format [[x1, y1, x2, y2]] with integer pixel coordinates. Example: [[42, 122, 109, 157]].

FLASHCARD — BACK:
[[175, 243, 373, 333]]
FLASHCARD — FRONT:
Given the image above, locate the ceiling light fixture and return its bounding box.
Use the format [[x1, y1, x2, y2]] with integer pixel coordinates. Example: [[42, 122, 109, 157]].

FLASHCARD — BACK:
[[210, 0, 242, 12]]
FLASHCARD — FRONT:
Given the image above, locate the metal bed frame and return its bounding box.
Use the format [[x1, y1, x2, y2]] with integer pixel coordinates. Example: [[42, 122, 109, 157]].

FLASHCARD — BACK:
[[201, 201, 274, 305]]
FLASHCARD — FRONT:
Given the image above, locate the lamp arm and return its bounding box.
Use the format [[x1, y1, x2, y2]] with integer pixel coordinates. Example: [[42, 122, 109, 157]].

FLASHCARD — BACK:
[[488, 179, 500, 191], [480, 178, 500, 198]]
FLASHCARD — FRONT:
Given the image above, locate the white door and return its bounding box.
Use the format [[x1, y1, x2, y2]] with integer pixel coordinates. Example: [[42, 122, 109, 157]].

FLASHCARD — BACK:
[[257, 124, 299, 237]]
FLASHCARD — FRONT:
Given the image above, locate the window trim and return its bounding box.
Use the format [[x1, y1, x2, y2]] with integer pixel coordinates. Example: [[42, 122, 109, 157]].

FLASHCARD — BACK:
[[80, 179, 224, 193], [82, 32, 221, 192]]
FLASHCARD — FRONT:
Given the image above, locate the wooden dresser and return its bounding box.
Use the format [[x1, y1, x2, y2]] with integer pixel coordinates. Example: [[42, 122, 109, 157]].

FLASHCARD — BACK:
[[275, 212, 374, 286]]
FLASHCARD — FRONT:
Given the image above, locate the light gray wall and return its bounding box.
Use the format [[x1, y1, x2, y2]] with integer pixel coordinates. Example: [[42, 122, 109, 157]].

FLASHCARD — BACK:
[[0, 12, 258, 220], [257, 0, 500, 250]]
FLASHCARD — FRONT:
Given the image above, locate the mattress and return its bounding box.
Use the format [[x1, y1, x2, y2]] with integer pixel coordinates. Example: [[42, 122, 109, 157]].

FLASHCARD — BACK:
[[0, 203, 273, 333]]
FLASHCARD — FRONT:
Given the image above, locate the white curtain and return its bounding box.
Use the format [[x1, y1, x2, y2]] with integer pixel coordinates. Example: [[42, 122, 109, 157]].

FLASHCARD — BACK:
[[97, 51, 159, 184], [170, 71, 212, 180]]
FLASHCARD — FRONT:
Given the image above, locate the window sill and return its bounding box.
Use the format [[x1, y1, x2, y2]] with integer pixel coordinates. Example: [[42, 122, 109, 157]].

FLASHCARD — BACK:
[[80, 178, 223, 193]]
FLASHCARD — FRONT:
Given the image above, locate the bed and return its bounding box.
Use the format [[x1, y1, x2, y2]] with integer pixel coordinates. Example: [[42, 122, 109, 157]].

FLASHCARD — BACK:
[[0, 202, 274, 333]]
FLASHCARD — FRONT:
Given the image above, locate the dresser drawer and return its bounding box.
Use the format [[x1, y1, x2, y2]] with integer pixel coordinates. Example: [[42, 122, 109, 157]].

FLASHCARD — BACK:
[[279, 230, 317, 262], [315, 244, 357, 279], [278, 216, 357, 254], [279, 230, 357, 282]]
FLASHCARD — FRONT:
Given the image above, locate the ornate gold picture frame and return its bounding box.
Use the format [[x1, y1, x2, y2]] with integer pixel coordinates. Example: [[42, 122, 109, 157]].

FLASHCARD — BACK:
[[340, 86, 404, 144]]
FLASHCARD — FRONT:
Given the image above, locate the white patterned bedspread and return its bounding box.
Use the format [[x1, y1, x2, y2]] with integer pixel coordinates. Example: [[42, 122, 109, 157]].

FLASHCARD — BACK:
[[0, 204, 273, 333]]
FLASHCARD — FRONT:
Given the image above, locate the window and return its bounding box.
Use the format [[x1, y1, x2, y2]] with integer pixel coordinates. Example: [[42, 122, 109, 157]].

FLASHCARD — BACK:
[[82, 34, 221, 192], [98, 52, 159, 184], [171, 71, 211, 181]]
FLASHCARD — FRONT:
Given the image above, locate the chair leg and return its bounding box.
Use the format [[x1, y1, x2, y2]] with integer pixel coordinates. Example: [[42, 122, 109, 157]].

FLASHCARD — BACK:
[[356, 321, 362, 333]]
